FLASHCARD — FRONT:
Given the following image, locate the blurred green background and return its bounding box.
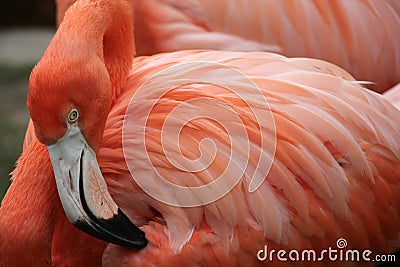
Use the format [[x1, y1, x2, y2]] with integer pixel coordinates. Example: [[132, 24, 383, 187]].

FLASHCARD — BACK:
[[0, 0, 56, 201]]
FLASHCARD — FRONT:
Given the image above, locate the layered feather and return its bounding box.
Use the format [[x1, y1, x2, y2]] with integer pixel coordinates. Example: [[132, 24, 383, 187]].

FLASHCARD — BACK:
[[93, 50, 400, 265]]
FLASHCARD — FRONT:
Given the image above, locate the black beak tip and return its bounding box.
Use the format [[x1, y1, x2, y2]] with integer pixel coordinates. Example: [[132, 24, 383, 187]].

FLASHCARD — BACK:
[[74, 208, 148, 249], [108, 208, 148, 249]]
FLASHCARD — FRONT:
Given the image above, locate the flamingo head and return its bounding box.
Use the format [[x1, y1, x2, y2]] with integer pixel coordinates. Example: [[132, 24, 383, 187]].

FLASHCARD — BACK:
[[27, 36, 147, 249]]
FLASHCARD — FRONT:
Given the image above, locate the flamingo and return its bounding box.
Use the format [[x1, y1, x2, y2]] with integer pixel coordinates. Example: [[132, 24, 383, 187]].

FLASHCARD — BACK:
[[1, 0, 400, 266], [55, 0, 400, 92]]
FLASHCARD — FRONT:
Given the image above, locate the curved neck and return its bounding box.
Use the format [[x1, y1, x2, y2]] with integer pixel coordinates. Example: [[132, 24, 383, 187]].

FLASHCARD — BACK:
[[0, 140, 59, 266], [51, 0, 135, 100]]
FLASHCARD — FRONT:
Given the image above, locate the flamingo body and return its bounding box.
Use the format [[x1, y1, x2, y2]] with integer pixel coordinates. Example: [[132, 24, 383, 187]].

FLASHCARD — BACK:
[[96, 50, 400, 265]]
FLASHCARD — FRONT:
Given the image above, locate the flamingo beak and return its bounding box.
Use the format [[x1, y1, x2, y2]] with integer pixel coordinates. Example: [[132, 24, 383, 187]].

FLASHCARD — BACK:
[[47, 124, 147, 249]]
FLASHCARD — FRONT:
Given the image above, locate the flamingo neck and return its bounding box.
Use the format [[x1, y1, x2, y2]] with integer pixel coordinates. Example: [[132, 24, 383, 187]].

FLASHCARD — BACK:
[[0, 140, 59, 266], [52, 0, 135, 100]]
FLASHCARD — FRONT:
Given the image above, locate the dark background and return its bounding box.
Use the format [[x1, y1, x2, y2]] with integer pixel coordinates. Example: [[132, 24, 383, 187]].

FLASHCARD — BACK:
[[0, 0, 56, 200], [0, 0, 55, 28]]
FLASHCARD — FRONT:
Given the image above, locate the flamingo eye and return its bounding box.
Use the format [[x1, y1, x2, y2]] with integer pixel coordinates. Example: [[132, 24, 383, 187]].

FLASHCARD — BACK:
[[67, 109, 79, 124]]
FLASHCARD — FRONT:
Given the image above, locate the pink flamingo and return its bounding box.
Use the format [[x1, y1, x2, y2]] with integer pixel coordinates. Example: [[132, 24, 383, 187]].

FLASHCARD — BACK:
[[1, 0, 400, 266]]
